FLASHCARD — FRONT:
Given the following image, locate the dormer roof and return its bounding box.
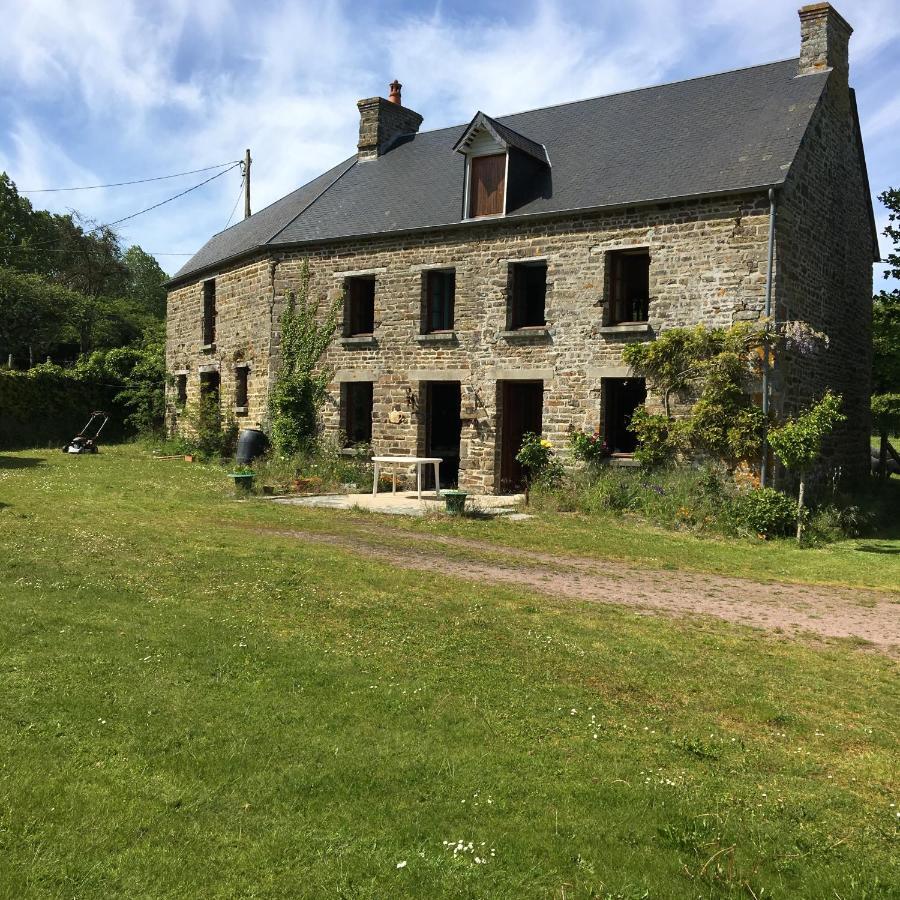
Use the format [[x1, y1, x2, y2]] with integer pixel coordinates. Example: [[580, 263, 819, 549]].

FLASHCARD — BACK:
[[452, 111, 550, 166]]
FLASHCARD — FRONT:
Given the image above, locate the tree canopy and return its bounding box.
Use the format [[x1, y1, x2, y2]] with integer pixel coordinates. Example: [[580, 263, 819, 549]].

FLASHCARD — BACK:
[[0, 172, 168, 366]]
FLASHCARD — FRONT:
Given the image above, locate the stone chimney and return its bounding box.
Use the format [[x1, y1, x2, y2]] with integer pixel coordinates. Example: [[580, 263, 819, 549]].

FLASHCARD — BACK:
[[357, 80, 423, 161], [798, 3, 852, 85]]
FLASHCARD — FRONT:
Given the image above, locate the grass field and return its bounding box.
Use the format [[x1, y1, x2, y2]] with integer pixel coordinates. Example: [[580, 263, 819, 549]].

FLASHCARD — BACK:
[[0, 446, 897, 898]]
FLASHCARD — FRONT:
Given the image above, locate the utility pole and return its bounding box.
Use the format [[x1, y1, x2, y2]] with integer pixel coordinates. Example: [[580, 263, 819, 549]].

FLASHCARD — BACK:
[[243, 148, 252, 219]]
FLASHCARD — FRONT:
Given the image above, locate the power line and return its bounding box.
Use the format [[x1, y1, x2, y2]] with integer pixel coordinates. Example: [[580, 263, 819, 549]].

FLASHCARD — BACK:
[[103, 162, 242, 230], [224, 173, 246, 230], [0, 246, 194, 255], [18, 161, 242, 193]]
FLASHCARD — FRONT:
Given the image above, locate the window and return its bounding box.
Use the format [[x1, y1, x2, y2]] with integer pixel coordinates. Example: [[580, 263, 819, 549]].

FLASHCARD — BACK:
[[199, 370, 220, 402], [175, 374, 187, 407], [202, 279, 217, 345], [234, 366, 249, 409], [341, 382, 373, 446], [344, 276, 375, 336], [422, 269, 455, 333], [608, 250, 650, 324], [468, 153, 506, 218], [508, 261, 547, 329]]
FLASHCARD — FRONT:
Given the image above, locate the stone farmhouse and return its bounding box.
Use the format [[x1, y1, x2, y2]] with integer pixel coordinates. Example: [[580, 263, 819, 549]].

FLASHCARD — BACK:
[[166, 3, 877, 493]]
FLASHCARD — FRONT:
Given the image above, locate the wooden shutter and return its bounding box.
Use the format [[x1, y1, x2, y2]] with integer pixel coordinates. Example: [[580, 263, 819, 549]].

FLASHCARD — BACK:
[[469, 153, 506, 217]]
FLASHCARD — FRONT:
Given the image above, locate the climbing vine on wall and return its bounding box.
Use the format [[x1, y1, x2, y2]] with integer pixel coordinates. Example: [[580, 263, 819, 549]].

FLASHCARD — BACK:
[[269, 261, 341, 455]]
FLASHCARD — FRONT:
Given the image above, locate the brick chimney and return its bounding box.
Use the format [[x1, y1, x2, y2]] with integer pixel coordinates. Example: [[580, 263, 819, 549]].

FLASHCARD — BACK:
[[798, 3, 852, 85], [357, 80, 423, 161]]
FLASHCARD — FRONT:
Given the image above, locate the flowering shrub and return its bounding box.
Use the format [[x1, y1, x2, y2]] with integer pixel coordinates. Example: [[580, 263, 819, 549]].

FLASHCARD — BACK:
[[516, 432, 563, 502], [569, 427, 611, 465]]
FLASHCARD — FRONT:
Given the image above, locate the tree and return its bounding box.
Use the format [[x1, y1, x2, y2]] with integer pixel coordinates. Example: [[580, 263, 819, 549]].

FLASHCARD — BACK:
[[122, 245, 168, 319], [269, 261, 341, 454], [871, 393, 900, 478], [0, 265, 75, 366], [768, 392, 845, 542]]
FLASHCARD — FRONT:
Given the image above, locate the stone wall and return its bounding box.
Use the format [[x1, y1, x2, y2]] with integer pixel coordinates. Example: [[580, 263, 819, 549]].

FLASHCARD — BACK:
[[166, 257, 276, 430], [167, 193, 774, 491], [777, 71, 876, 485]]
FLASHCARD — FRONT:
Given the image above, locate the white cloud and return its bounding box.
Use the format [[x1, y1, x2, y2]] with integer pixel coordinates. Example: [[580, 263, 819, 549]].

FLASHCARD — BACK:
[[0, 0, 897, 274]]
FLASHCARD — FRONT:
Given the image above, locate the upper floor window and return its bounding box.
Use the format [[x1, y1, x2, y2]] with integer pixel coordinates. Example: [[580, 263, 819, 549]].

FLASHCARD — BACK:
[[422, 269, 455, 333], [202, 279, 216, 345], [468, 153, 506, 218], [608, 249, 650, 324], [344, 276, 376, 336], [508, 261, 547, 329]]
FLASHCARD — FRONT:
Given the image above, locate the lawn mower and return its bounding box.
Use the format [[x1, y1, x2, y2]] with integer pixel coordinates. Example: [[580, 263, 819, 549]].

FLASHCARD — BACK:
[[62, 411, 109, 454]]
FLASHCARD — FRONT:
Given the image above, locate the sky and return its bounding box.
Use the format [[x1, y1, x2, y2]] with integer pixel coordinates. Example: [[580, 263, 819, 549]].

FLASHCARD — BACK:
[[1, 0, 897, 277]]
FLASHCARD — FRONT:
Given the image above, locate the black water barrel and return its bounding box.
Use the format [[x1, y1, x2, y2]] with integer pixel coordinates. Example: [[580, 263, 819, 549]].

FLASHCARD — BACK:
[[235, 428, 269, 464]]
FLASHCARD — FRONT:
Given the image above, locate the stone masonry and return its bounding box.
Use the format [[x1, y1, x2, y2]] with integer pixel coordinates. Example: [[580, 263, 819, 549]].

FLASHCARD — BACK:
[[166, 3, 876, 492]]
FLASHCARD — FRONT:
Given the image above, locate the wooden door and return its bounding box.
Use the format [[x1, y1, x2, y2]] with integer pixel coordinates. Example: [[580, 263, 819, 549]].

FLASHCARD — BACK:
[[499, 381, 543, 492]]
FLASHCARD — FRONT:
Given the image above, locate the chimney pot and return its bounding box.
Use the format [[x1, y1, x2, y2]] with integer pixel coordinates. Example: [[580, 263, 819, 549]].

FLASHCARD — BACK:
[[356, 81, 423, 160]]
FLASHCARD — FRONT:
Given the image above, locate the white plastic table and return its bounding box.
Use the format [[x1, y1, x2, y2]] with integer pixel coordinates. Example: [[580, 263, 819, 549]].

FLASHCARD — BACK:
[[371, 456, 442, 499]]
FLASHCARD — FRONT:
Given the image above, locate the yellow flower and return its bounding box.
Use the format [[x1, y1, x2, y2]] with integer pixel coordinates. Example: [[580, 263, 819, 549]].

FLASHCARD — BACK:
[[540, 439, 552, 449]]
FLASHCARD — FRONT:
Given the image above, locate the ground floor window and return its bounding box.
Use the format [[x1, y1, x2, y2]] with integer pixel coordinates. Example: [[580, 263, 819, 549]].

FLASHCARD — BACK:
[[602, 378, 646, 454], [342, 381, 373, 446], [199, 370, 220, 403], [234, 365, 249, 408], [175, 373, 187, 406]]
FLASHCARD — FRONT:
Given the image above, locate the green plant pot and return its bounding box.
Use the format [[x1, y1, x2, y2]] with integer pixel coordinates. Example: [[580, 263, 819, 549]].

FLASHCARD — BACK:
[[443, 490, 468, 515], [227, 473, 254, 494]]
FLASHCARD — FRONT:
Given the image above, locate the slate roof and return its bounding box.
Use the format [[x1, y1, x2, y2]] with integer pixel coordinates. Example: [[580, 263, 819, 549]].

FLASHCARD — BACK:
[[171, 58, 828, 285]]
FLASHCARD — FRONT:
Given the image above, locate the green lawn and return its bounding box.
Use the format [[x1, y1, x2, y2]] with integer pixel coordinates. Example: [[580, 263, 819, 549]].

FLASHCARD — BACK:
[[0, 447, 897, 898]]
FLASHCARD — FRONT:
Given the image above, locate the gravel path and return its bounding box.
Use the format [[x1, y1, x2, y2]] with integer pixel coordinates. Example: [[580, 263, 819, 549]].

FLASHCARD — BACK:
[[260, 525, 900, 656]]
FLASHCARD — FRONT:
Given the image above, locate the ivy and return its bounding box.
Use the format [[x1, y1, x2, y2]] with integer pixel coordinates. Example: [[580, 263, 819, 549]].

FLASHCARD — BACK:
[[269, 261, 341, 455]]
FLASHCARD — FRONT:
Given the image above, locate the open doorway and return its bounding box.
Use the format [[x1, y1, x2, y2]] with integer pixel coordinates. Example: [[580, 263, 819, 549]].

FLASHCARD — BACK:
[[602, 378, 646, 455], [498, 380, 543, 492], [424, 381, 462, 488]]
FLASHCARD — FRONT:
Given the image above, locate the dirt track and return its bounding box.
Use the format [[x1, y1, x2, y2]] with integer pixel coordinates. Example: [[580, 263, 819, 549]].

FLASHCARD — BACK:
[[260, 525, 900, 656]]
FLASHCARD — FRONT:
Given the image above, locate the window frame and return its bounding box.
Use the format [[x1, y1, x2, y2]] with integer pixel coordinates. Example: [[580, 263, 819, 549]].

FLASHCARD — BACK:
[[202, 279, 217, 345], [421, 268, 456, 334], [507, 260, 548, 330], [341, 381, 374, 447], [343, 276, 376, 337], [606, 248, 651, 325]]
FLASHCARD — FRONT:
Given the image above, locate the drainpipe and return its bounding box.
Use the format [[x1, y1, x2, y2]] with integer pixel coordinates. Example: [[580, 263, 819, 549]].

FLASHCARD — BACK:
[[265, 257, 280, 430], [760, 187, 776, 487]]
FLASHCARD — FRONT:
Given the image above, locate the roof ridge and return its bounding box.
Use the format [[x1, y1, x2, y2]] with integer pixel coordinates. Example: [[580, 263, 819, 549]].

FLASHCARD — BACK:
[[410, 57, 801, 139], [264, 157, 357, 246]]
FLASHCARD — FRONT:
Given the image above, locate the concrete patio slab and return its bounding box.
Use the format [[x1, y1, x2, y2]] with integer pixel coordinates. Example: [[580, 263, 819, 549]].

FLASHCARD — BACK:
[[269, 491, 525, 517]]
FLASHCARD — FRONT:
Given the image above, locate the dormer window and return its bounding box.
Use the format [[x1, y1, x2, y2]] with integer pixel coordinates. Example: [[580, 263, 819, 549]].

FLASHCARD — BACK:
[[454, 112, 549, 221], [469, 153, 506, 218]]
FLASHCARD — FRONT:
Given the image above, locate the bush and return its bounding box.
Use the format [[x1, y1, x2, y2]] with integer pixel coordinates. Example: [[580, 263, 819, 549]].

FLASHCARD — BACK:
[[179, 395, 239, 460], [725, 487, 797, 539]]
